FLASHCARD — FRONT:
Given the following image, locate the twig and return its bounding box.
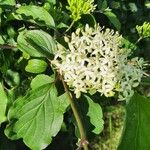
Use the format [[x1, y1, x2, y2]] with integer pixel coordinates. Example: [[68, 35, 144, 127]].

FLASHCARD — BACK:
[[0, 44, 16, 49]]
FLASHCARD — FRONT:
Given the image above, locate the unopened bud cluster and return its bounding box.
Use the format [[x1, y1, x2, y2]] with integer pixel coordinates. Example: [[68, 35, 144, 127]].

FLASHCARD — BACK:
[[66, 0, 96, 21], [52, 24, 144, 101], [136, 22, 150, 39]]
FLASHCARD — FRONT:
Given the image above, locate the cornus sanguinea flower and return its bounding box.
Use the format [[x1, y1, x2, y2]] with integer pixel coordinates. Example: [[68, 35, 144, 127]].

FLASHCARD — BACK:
[[52, 24, 144, 101]]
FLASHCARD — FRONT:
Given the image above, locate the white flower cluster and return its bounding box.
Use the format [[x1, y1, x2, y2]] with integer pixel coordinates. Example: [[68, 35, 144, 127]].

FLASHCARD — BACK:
[[52, 24, 144, 101]]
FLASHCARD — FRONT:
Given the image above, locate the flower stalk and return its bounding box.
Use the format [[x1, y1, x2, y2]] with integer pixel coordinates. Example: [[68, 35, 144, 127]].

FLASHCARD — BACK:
[[60, 75, 88, 150], [65, 20, 75, 33]]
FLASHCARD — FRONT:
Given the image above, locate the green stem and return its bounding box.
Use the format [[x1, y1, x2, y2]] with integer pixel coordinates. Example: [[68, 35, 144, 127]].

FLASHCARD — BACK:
[[109, 115, 112, 138], [60, 75, 88, 150], [65, 20, 75, 33], [135, 37, 142, 44]]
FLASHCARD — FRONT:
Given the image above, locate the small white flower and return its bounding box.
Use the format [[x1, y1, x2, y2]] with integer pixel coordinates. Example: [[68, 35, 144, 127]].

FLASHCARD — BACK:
[[52, 24, 144, 101]]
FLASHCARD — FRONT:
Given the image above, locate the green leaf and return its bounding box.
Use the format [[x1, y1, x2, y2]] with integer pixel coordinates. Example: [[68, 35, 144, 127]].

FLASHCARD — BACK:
[[7, 26, 15, 38], [0, 34, 5, 45], [11, 5, 55, 28], [46, 0, 56, 5], [85, 95, 104, 134], [0, 83, 7, 124], [129, 3, 137, 12], [25, 59, 48, 73], [17, 30, 56, 58], [98, 0, 108, 11], [31, 74, 55, 90], [17, 31, 42, 57], [5, 84, 69, 150], [145, 2, 150, 8], [0, 0, 16, 6], [118, 93, 150, 150], [121, 38, 137, 52], [141, 77, 150, 86], [78, 95, 104, 136], [4, 70, 20, 87], [104, 11, 121, 31], [57, 22, 69, 29]]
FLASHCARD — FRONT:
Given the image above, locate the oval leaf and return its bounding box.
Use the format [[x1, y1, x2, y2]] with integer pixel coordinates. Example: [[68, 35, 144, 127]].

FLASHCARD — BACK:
[[85, 95, 104, 134], [5, 84, 69, 150], [25, 59, 48, 73], [104, 11, 121, 31], [98, 0, 108, 11], [17, 30, 56, 58], [31, 74, 55, 90], [78, 95, 104, 136], [46, 0, 56, 5], [12, 5, 55, 28], [0, 0, 16, 6]]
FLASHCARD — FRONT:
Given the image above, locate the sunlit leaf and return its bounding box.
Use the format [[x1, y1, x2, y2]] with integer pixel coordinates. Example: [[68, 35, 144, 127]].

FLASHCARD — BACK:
[[0, 34, 5, 45], [31, 74, 54, 90], [25, 59, 48, 73], [17, 30, 56, 58], [0, 83, 7, 124], [46, 0, 56, 5], [0, 0, 16, 6], [5, 84, 69, 149], [11, 5, 55, 28]]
